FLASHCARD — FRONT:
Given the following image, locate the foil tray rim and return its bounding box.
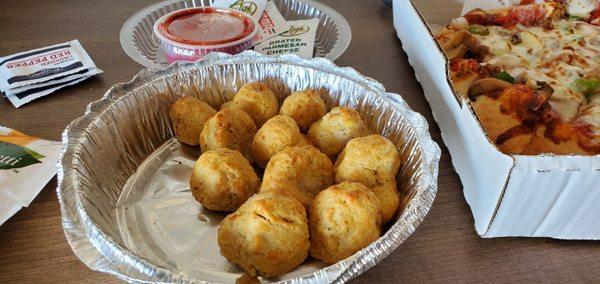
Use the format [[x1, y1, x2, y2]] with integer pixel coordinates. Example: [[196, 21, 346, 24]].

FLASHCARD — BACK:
[[56, 51, 441, 283]]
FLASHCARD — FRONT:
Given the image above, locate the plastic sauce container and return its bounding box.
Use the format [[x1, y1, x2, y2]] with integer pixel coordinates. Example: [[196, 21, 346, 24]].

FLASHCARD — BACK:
[[153, 7, 258, 63]]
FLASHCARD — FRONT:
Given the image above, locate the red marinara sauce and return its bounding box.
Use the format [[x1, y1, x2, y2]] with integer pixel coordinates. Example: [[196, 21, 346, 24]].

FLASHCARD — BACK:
[[157, 7, 256, 46]]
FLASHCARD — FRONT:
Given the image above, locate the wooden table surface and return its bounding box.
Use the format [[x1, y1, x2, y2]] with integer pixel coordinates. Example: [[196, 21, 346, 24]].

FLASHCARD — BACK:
[[1, 0, 599, 283]]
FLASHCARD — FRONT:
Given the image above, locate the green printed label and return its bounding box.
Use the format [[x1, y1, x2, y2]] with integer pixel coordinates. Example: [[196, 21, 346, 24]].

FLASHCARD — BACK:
[[280, 25, 310, 37], [0, 141, 44, 170], [230, 0, 257, 15]]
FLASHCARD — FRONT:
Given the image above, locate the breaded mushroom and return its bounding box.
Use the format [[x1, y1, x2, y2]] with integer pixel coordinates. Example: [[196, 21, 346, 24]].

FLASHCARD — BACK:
[[334, 134, 401, 187], [228, 82, 279, 126], [218, 192, 310, 278], [199, 108, 257, 161], [169, 96, 217, 145], [372, 181, 400, 224], [280, 89, 327, 132], [220, 100, 235, 110], [251, 115, 303, 168], [190, 148, 259, 212], [298, 134, 314, 147], [260, 146, 334, 207], [309, 182, 382, 264], [307, 106, 368, 157]]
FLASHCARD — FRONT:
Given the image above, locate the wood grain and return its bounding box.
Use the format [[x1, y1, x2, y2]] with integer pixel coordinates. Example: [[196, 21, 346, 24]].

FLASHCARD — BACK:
[[0, 0, 599, 283]]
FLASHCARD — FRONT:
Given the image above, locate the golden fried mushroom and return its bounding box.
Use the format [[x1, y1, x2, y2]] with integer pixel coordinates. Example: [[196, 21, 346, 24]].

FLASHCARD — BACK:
[[220, 100, 236, 110], [372, 181, 400, 224], [334, 134, 401, 187], [307, 106, 368, 157], [309, 182, 382, 264], [169, 96, 217, 145], [251, 115, 303, 168], [230, 82, 279, 126], [297, 134, 313, 147], [190, 148, 259, 212], [218, 192, 309, 278], [199, 108, 257, 161], [260, 146, 334, 207], [280, 90, 327, 132]]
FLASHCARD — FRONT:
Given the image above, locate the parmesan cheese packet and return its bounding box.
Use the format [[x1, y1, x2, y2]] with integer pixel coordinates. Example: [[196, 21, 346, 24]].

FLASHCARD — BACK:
[[0, 40, 102, 108], [254, 18, 319, 59], [211, 0, 268, 21], [255, 0, 288, 44], [0, 126, 61, 225]]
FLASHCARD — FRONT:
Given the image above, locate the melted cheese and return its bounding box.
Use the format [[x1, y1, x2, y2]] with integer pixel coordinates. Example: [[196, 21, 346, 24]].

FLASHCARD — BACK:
[[589, 92, 600, 104], [487, 53, 528, 70], [519, 69, 585, 121], [565, 0, 598, 18], [576, 105, 600, 136], [471, 19, 600, 123], [549, 87, 586, 122], [478, 29, 511, 56]]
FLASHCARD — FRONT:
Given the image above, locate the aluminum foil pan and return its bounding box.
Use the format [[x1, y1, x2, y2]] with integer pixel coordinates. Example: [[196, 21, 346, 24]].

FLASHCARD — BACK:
[[57, 51, 440, 283], [120, 0, 352, 68]]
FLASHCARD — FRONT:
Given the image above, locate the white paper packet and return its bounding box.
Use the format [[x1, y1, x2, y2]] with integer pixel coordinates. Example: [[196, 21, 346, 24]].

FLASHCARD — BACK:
[[5, 73, 96, 108], [211, 0, 268, 21], [254, 18, 319, 59], [0, 190, 22, 226], [0, 126, 61, 225], [5, 66, 101, 96], [0, 40, 99, 91], [255, 0, 288, 44]]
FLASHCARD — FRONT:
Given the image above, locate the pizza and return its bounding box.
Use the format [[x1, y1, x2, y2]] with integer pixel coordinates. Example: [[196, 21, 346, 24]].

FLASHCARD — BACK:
[[435, 0, 600, 155]]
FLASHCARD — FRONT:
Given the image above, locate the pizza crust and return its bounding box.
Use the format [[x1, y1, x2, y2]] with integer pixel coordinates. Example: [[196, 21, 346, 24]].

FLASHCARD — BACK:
[[471, 95, 534, 154]]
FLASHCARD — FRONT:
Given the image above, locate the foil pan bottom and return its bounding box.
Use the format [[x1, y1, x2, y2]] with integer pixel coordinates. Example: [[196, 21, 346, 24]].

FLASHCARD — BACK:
[[57, 51, 441, 283], [115, 139, 327, 282]]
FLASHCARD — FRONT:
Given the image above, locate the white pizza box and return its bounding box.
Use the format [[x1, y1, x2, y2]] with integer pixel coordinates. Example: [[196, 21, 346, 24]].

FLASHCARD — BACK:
[[393, 0, 600, 239]]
